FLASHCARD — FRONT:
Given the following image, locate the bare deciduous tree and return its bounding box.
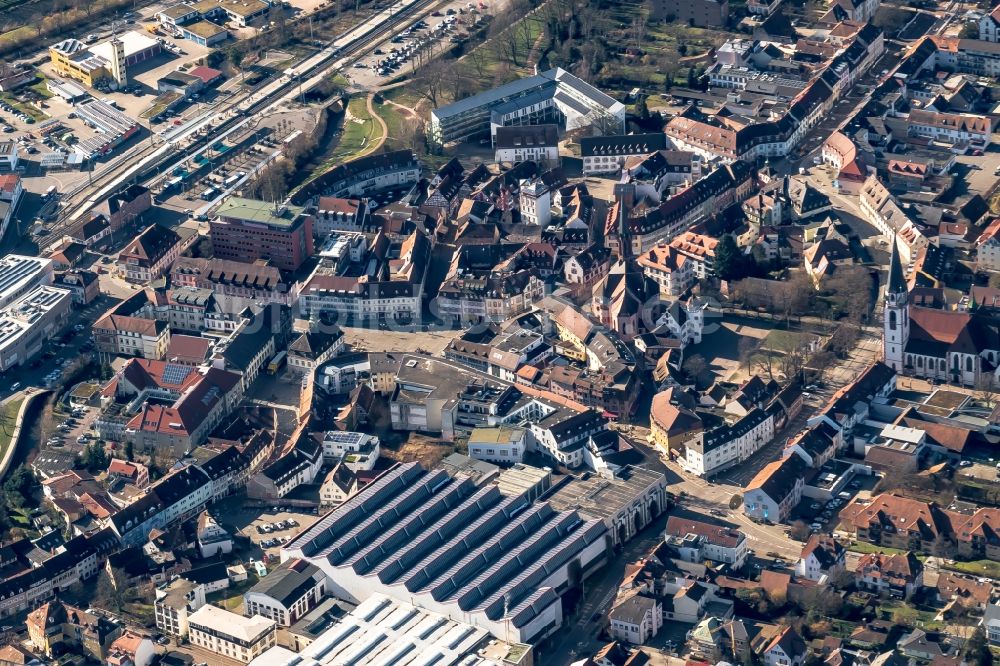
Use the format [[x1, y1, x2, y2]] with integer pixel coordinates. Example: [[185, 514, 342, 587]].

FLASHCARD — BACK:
[[414, 58, 448, 107], [977, 374, 998, 409]]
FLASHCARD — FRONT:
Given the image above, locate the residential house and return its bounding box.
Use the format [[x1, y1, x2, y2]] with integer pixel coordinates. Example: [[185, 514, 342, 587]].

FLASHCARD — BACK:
[[246, 432, 323, 500], [982, 602, 1000, 646], [796, 534, 846, 583], [27, 601, 122, 660], [664, 515, 748, 568], [155, 578, 207, 637], [608, 595, 662, 645], [564, 245, 611, 287], [856, 551, 924, 599], [762, 625, 808, 666], [743, 452, 809, 523], [106, 631, 155, 666], [976, 218, 1000, 272], [196, 510, 232, 558], [937, 572, 994, 611], [94, 312, 170, 360], [287, 326, 345, 375], [319, 463, 360, 507]]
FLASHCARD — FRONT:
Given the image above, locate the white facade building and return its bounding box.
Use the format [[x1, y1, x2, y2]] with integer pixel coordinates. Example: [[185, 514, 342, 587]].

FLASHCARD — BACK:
[[608, 596, 662, 645], [467, 427, 528, 464], [243, 559, 327, 627], [0, 285, 72, 372], [155, 579, 207, 638], [682, 408, 775, 477], [0, 141, 19, 172], [319, 430, 380, 471], [188, 605, 276, 663], [519, 178, 552, 226]]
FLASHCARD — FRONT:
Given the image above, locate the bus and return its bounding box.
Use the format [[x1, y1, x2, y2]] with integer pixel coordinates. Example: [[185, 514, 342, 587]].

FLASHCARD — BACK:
[[44, 185, 57, 198], [267, 350, 287, 375], [200, 187, 217, 201]]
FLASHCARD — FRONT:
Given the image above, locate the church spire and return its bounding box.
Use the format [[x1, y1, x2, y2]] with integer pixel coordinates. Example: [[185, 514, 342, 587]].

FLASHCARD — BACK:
[[887, 233, 906, 297]]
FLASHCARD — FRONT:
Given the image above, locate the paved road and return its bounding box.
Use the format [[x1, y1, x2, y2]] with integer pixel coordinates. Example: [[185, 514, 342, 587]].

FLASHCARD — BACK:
[[540, 311, 888, 663]]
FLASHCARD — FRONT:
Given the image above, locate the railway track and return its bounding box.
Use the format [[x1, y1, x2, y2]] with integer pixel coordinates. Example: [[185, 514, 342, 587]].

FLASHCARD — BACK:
[[46, 0, 438, 247]]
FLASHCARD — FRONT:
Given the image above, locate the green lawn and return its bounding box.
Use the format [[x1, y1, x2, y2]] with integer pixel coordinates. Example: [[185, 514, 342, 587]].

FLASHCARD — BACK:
[[0, 397, 25, 468], [847, 541, 911, 557], [329, 95, 383, 164], [764, 329, 808, 351], [380, 102, 410, 145], [849, 542, 941, 568], [0, 26, 33, 52], [207, 573, 260, 613], [943, 559, 1000, 579], [28, 75, 53, 99], [876, 601, 943, 630], [0, 93, 46, 122]]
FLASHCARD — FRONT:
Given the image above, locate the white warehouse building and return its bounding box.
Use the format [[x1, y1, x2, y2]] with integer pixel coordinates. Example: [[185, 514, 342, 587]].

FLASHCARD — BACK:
[[0, 285, 72, 372]]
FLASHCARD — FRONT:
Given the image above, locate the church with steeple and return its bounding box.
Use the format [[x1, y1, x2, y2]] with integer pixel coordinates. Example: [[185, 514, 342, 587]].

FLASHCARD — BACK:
[[883, 235, 1000, 386]]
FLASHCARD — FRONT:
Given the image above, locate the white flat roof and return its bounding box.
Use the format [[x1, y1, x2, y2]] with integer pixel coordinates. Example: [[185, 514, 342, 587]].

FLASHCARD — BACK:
[[0, 255, 52, 306], [90, 30, 160, 61], [188, 605, 275, 643], [0, 286, 72, 355], [247, 594, 509, 666]]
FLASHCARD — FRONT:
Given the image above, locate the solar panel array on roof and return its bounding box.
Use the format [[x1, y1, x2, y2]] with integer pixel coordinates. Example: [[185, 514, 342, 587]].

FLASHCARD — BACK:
[[162, 363, 195, 386], [0, 256, 49, 306], [370, 485, 502, 584], [281, 462, 607, 644], [345, 478, 473, 574], [396, 495, 526, 593]]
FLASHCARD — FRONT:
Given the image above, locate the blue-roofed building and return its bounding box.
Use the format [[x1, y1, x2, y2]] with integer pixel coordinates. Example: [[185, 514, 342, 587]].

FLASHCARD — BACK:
[[280, 461, 609, 644]]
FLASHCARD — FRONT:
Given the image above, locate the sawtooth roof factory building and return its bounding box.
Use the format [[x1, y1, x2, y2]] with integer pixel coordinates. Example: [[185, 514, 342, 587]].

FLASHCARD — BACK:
[[280, 461, 610, 644]]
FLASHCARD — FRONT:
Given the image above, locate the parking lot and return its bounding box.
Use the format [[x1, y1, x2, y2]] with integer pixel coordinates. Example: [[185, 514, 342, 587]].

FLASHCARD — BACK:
[[230, 506, 321, 560], [958, 460, 1000, 482], [45, 399, 102, 456], [789, 471, 879, 532], [954, 145, 1000, 197], [150, 104, 312, 216], [348, 2, 491, 88]]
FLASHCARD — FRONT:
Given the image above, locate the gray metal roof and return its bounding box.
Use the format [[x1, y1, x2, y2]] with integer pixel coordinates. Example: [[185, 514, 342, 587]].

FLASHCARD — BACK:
[[434, 68, 623, 122]]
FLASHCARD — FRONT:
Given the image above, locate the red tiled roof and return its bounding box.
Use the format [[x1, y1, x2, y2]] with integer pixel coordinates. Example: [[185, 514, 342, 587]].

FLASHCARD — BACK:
[[119, 358, 201, 393], [976, 218, 1000, 246], [187, 65, 222, 83], [317, 196, 362, 215], [665, 515, 743, 548], [0, 173, 19, 194], [94, 313, 165, 337], [167, 334, 212, 363]]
